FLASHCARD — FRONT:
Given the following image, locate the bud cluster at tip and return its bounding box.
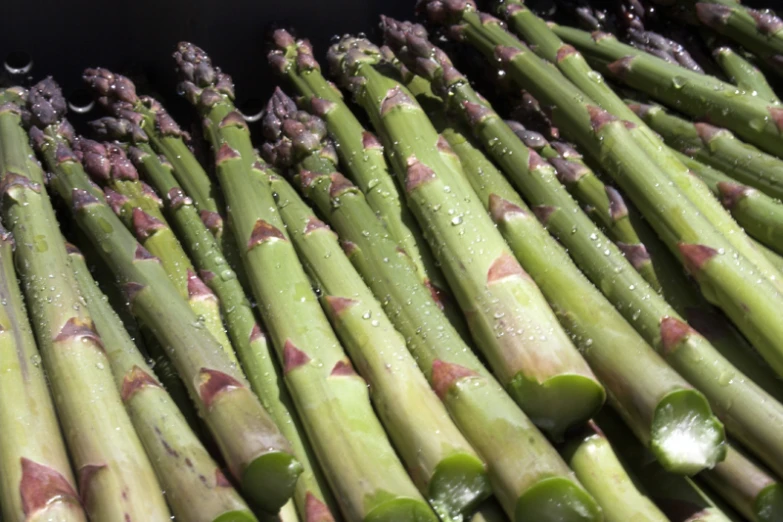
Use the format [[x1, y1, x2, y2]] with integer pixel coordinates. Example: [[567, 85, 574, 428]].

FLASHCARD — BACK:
[[73, 138, 140, 184], [90, 116, 149, 143], [416, 0, 476, 25], [268, 29, 321, 75], [174, 42, 235, 109], [327, 36, 384, 92], [261, 88, 333, 169], [82, 67, 139, 112], [27, 77, 67, 128]]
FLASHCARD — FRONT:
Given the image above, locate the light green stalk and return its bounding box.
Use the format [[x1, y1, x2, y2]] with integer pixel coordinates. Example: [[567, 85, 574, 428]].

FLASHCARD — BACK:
[[5, 83, 169, 521], [32, 80, 301, 514], [0, 214, 85, 521], [712, 45, 780, 102], [328, 35, 604, 440], [68, 244, 257, 522], [268, 168, 490, 519], [175, 41, 435, 521], [494, 0, 783, 291], [630, 102, 783, 202]]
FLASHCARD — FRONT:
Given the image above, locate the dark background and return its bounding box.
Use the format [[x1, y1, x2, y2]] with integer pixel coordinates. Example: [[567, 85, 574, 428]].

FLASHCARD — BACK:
[[0, 0, 776, 128]]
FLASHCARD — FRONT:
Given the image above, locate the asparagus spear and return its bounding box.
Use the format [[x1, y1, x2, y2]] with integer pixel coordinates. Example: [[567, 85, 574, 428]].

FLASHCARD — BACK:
[[630, 102, 783, 202], [105, 131, 334, 522], [551, 24, 783, 157], [28, 78, 301, 514], [261, 90, 598, 522], [327, 35, 604, 440], [67, 243, 257, 522], [262, 158, 490, 517], [267, 30, 452, 315], [672, 150, 783, 256], [0, 216, 86, 521], [494, 0, 783, 290], [381, 18, 783, 478], [382, 25, 729, 473], [711, 45, 780, 103], [700, 444, 783, 522], [422, 1, 783, 379], [561, 423, 669, 522], [468, 500, 508, 522], [175, 41, 436, 521], [2, 83, 170, 520], [73, 137, 237, 363]]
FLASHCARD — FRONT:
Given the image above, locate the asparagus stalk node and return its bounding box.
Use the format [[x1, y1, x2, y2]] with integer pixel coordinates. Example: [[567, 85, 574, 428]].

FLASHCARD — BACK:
[[29, 78, 301, 514]]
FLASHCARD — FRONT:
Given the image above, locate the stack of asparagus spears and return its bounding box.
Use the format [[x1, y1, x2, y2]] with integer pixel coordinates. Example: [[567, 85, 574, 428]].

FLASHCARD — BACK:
[[0, 0, 782, 520]]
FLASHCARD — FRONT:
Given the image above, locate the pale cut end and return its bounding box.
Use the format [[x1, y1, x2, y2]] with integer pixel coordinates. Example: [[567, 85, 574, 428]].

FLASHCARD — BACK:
[[431, 359, 479, 400], [606, 56, 635, 78], [678, 243, 718, 275], [283, 339, 311, 373], [717, 181, 752, 209], [330, 359, 358, 377], [53, 318, 104, 352], [121, 365, 162, 402], [488, 193, 526, 223], [247, 219, 287, 250], [131, 208, 166, 240], [20, 458, 80, 517], [198, 368, 243, 408], [487, 253, 528, 283], [660, 317, 694, 355], [605, 186, 629, 221], [616, 242, 651, 269], [305, 492, 336, 522], [405, 156, 437, 192]]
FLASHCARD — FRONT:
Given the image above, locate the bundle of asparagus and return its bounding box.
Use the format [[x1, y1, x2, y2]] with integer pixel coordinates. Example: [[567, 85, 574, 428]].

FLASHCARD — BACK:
[[0, 0, 782, 520]]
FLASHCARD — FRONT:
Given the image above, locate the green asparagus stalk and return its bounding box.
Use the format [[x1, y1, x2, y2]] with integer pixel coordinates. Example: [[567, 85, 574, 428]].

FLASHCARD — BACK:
[[29, 78, 301, 514], [541, 141, 783, 399], [595, 409, 734, 522], [550, 24, 783, 157], [2, 82, 170, 521], [106, 132, 334, 522], [690, 1, 783, 75], [423, 1, 783, 379], [263, 161, 490, 518], [630, 102, 783, 202], [561, 423, 669, 522], [328, 35, 604, 440], [494, 0, 783, 290], [261, 87, 598, 522], [671, 149, 783, 256], [382, 26, 728, 474], [0, 216, 86, 521], [711, 45, 780, 103], [68, 243, 257, 522], [700, 444, 783, 522], [267, 30, 452, 313], [468, 500, 508, 522], [73, 137, 237, 363], [757, 240, 783, 272], [175, 41, 436, 521], [381, 18, 783, 478]]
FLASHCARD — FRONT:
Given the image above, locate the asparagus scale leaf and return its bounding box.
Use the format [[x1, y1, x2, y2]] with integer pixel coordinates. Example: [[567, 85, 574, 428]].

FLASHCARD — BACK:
[[68, 244, 258, 522], [327, 34, 604, 440], [2, 83, 170, 521], [175, 41, 436, 521], [30, 78, 302, 514]]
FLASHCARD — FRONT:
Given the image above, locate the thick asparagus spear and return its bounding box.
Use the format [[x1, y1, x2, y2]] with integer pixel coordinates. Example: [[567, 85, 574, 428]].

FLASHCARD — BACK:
[[327, 35, 604, 440], [423, 1, 783, 379], [382, 25, 728, 473], [102, 131, 334, 521], [67, 243, 257, 522], [551, 24, 783, 157], [175, 41, 436, 521], [495, 0, 783, 290], [267, 30, 451, 313], [2, 83, 170, 521], [700, 444, 783, 522], [671, 150, 783, 256], [262, 159, 490, 517], [561, 423, 669, 522], [0, 216, 86, 521], [711, 45, 780, 102], [73, 137, 237, 363], [630, 102, 783, 202], [29, 78, 301, 514]]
